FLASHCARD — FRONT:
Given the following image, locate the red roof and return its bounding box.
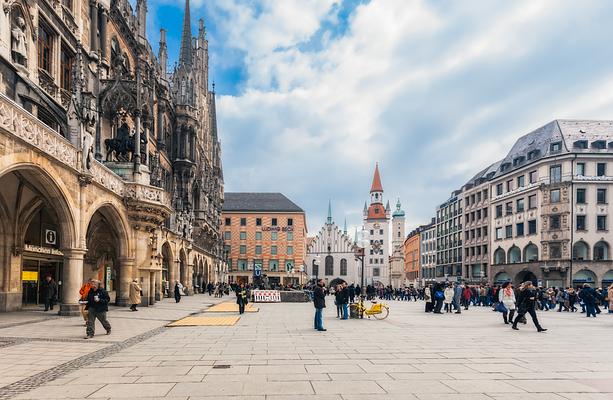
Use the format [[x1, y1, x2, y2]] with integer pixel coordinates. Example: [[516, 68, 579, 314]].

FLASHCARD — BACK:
[[366, 204, 387, 220], [370, 163, 383, 193]]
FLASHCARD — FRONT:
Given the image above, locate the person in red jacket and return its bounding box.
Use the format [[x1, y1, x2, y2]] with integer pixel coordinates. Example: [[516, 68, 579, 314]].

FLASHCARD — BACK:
[[462, 285, 472, 310]]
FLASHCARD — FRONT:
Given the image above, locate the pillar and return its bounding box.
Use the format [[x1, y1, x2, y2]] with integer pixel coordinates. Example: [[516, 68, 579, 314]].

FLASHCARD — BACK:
[[155, 270, 162, 301], [134, 111, 141, 169], [140, 272, 150, 306], [89, 0, 98, 53], [117, 256, 134, 306], [186, 262, 194, 295], [99, 8, 108, 61], [60, 249, 86, 316], [149, 271, 155, 305]]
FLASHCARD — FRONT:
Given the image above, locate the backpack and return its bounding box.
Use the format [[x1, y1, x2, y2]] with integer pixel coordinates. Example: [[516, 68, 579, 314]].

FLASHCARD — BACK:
[[435, 290, 444, 300]]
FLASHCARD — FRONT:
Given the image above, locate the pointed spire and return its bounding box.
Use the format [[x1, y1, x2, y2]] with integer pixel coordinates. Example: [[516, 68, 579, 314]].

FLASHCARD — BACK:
[[363, 201, 367, 213], [343, 218, 347, 234], [354, 227, 358, 244], [327, 200, 332, 224], [370, 162, 383, 193], [179, 0, 193, 65], [385, 200, 391, 211]]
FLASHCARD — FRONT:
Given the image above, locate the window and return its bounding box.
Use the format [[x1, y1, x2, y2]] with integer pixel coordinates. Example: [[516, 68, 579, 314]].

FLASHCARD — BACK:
[[496, 205, 503, 218], [255, 231, 262, 240], [597, 163, 606, 176], [529, 170, 537, 183], [240, 218, 247, 226], [373, 268, 380, 276], [505, 202, 513, 215], [550, 215, 561, 230], [287, 218, 293, 226], [496, 183, 503, 196], [379, 229, 384, 235], [597, 215, 607, 231], [256, 218, 262, 226], [550, 165, 562, 183], [374, 258, 378, 264], [516, 222, 524, 236], [576, 215, 586, 231], [325, 256, 333, 275], [528, 220, 537, 235], [340, 259, 347, 276], [287, 232, 293, 241], [574, 140, 588, 149], [597, 188, 607, 204], [38, 23, 54, 74], [224, 231, 231, 240], [255, 245, 262, 255], [60, 44, 74, 91], [271, 245, 277, 255], [576, 188, 586, 204], [239, 245, 246, 254], [528, 194, 537, 209], [225, 218, 231, 226], [550, 189, 560, 203], [517, 175, 525, 188], [550, 243, 562, 259], [550, 142, 562, 152], [272, 218, 278, 226], [516, 198, 525, 212], [287, 246, 294, 255], [269, 260, 279, 272], [593, 140, 606, 149], [505, 225, 512, 238], [312, 263, 318, 276], [238, 260, 248, 271], [576, 163, 585, 176], [506, 180, 513, 192], [271, 231, 278, 241], [370, 230, 374, 235], [239, 231, 247, 240], [285, 260, 294, 272]]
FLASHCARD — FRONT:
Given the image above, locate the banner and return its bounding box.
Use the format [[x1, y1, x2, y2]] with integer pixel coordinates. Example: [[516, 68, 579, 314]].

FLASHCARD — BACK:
[[252, 290, 281, 303]]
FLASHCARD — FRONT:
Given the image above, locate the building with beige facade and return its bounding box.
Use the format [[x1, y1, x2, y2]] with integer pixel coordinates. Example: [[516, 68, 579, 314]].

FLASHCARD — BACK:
[[0, 0, 224, 313], [222, 193, 307, 287]]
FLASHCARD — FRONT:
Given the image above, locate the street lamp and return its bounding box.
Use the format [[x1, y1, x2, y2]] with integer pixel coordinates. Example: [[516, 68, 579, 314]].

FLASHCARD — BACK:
[[354, 236, 370, 295]]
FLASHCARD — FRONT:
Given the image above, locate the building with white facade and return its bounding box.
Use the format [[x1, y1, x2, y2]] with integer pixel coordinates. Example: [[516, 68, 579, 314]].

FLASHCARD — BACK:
[[306, 202, 359, 286], [419, 220, 436, 285], [363, 164, 391, 286], [390, 199, 406, 288]]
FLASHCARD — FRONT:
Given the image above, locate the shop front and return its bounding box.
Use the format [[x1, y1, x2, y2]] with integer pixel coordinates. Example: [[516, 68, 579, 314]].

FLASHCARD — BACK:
[[21, 246, 64, 307]]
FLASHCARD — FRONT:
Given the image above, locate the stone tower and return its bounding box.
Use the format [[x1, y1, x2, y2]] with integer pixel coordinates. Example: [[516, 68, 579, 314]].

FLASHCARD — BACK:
[[363, 163, 391, 286], [390, 199, 406, 287]]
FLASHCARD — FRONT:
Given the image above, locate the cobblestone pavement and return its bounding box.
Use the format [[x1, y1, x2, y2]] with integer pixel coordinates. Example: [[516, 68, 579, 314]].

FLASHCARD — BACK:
[[2, 297, 613, 399]]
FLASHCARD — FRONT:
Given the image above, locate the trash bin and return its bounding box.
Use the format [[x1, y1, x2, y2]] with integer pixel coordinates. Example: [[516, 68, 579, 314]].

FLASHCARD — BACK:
[[350, 303, 359, 319]]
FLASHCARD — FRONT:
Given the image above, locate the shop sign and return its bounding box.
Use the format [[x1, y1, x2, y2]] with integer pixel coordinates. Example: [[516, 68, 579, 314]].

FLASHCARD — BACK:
[[24, 244, 63, 256], [22, 270, 39, 281], [252, 290, 281, 302], [45, 229, 57, 245], [262, 226, 294, 232]]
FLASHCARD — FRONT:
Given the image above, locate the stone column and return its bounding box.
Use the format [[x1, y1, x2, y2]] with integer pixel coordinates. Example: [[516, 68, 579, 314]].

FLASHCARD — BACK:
[[140, 272, 150, 307], [186, 261, 194, 295], [117, 257, 134, 306], [99, 7, 108, 61], [155, 270, 162, 301], [89, 0, 98, 53], [134, 111, 141, 169], [157, 104, 165, 148], [149, 271, 155, 305], [60, 248, 86, 316]]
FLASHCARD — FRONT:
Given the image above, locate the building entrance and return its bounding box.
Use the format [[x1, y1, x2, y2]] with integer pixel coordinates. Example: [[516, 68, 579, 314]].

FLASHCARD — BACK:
[[21, 257, 63, 306]]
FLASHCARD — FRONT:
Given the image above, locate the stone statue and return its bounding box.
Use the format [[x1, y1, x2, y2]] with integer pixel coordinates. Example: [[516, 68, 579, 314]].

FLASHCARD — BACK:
[[82, 126, 94, 170], [11, 16, 27, 66]]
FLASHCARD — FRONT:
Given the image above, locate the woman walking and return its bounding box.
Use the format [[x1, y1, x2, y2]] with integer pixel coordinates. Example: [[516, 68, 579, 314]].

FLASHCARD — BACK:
[[129, 279, 141, 311], [498, 282, 516, 324], [443, 284, 454, 313]]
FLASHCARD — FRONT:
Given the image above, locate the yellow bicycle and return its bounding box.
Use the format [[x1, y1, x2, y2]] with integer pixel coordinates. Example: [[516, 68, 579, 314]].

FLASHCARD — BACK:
[[354, 296, 389, 320]]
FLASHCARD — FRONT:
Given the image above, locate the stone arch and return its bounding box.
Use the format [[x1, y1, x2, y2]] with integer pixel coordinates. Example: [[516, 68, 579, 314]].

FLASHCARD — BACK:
[[602, 270, 613, 289], [593, 241, 610, 261], [573, 269, 597, 286], [515, 270, 537, 286], [523, 243, 538, 262], [493, 247, 506, 265], [325, 255, 334, 275], [192, 255, 199, 292], [508, 245, 521, 263], [204, 259, 210, 285], [84, 201, 131, 257], [199, 258, 204, 290], [179, 248, 188, 286], [161, 241, 173, 296], [572, 240, 590, 261], [494, 271, 512, 284]]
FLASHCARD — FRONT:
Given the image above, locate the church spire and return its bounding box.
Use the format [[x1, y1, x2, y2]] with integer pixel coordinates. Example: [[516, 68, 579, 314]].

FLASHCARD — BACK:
[[179, 0, 192, 65], [370, 162, 383, 193], [327, 199, 332, 224], [343, 218, 347, 234]]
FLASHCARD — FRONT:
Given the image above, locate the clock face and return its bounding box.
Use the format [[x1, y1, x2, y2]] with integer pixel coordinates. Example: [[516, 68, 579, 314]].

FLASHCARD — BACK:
[[373, 223, 381, 229]]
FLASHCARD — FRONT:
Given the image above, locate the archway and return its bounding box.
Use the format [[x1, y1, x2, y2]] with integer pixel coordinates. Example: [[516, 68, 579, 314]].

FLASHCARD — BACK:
[[0, 167, 76, 312], [179, 248, 187, 288], [523, 243, 538, 262], [192, 255, 199, 293], [493, 248, 506, 265], [515, 270, 537, 286], [572, 241, 589, 261], [85, 204, 129, 305], [593, 241, 610, 261], [161, 242, 173, 297], [602, 270, 613, 289], [204, 260, 210, 286], [508, 246, 521, 263], [573, 269, 597, 287], [198, 259, 204, 292], [494, 272, 511, 284]]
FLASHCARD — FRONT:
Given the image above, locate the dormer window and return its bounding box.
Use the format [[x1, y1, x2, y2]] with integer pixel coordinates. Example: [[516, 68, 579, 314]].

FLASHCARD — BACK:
[[550, 142, 562, 152], [513, 156, 525, 166], [592, 140, 606, 149], [527, 149, 540, 160], [574, 140, 588, 149], [500, 162, 511, 172]]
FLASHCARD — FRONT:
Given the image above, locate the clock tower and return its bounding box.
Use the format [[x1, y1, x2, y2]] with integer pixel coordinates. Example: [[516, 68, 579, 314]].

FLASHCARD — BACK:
[[363, 163, 391, 286]]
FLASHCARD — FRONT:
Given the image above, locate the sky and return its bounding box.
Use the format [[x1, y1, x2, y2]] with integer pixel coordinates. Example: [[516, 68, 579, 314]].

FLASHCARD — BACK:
[[145, 0, 613, 235]]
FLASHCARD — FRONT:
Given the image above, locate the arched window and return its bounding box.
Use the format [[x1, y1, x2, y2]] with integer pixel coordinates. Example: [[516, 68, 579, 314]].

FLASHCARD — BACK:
[[494, 248, 506, 265], [524, 243, 538, 262], [508, 246, 521, 263], [594, 241, 610, 261], [312, 259, 318, 277], [572, 241, 589, 260], [340, 259, 347, 276], [325, 255, 333, 276]]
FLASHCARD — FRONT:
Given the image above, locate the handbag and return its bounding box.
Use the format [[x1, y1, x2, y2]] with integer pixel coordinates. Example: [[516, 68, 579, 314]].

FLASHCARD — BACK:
[[495, 302, 508, 313]]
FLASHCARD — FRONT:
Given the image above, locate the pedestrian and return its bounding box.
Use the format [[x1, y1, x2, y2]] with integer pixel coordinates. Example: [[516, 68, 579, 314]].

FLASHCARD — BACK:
[[313, 279, 326, 331], [129, 279, 141, 311], [424, 284, 433, 312], [348, 283, 355, 304], [453, 282, 462, 314], [334, 284, 343, 318], [499, 282, 516, 325], [207, 282, 214, 296], [174, 281, 182, 303], [608, 284, 613, 313], [462, 285, 472, 310], [579, 283, 597, 317], [79, 279, 93, 325], [40, 275, 58, 312], [433, 283, 444, 314], [236, 283, 248, 314], [512, 281, 547, 332], [444, 284, 454, 313], [84, 279, 111, 339], [340, 283, 349, 320]]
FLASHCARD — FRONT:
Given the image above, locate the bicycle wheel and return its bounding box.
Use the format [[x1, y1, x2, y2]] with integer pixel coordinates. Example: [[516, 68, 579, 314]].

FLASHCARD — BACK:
[[373, 306, 389, 320]]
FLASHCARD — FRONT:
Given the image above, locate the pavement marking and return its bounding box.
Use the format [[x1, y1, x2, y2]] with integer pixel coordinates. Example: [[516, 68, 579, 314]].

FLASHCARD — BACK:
[[167, 316, 240, 326], [203, 302, 259, 313]]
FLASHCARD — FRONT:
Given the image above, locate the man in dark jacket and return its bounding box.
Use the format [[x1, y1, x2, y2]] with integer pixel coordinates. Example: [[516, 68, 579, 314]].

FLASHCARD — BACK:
[[236, 283, 249, 314], [512, 281, 547, 332], [579, 284, 597, 317], [313, 279, 326, 331], [340, 283, 349, 320], [40, 275, 58, 311], [84, 279, 111, 339]]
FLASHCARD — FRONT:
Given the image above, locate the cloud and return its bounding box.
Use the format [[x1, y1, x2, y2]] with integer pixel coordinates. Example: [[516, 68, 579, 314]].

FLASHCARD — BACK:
[[148, 0, 613, 234]]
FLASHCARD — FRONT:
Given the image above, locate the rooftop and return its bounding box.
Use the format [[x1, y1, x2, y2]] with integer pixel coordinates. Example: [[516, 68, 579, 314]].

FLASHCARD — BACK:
[[222, 192, 304, 213]]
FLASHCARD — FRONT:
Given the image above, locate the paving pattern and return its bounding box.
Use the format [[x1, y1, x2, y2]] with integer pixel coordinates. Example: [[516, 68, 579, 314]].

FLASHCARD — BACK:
[[204, 302, 259, 313], [167, 316, 240, 326], [1, 297, 613, 399]]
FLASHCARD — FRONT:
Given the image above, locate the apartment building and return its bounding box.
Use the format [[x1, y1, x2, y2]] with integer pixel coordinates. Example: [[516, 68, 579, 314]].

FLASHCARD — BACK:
[[435, 190, 463, 281], [420, 221, 437, 284]]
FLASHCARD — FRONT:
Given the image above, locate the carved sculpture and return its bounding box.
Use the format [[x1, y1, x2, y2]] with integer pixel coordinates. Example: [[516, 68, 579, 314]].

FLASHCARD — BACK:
[[105, 121, 134, 161], [11, 16, 27, 66]]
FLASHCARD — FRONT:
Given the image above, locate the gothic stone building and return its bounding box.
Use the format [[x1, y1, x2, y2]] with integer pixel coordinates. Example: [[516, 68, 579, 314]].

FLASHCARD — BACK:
[[0, 0, 224, 313]]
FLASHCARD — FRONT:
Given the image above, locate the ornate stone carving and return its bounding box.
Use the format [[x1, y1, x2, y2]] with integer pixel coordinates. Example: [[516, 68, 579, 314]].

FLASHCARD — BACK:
[[11, 15, 27, 66], [90, 160, 124, 196]]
